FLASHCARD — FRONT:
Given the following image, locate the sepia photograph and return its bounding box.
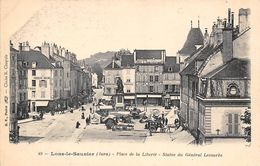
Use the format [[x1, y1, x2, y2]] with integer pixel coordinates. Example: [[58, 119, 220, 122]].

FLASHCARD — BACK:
[[1, 0, 260, 165]]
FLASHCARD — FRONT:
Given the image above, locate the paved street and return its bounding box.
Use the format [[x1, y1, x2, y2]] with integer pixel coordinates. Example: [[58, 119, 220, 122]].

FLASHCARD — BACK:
[[19, 88, 193, 144], [19, 89, 148, 143]]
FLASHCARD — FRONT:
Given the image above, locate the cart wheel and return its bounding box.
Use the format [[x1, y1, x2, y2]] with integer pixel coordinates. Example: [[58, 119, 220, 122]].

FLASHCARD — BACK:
[[105, 119, 116, 129], [150, 126, 157, 133]]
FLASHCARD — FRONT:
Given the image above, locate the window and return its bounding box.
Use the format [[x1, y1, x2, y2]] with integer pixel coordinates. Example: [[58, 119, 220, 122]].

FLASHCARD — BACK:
[[39, 80, 47, 88], [191, 81, 196, 98], [227, 113, 239, 135], [41, 91, 45, 98], [136, 66, 139, 72], [20, 93, 23, 101], [23, 61, 28, 67], [23, 93, 26, 101], [127, 89, 131, 93], [149, 86, 154, 92], [174, 85, 180, 92], [155, 75, 159, 82], [168, 67, 173, 72], [19, 80, 22, 89], [54, 91, 57, 98], [55, 80, 57, 87], [32, 80, 36, 86], [67, 72, 69, 78], [12, 103, 15, 113], [32, 62, 37, 68], [227, 83, 240, 97], [32, 91, 36, 98], [155, 66, 159, 72], [165, 85, 169, 91], [107, 88, 111, 94], [54, 70, 58, 76], [150, 76, 153, 82], [32, 70, 36, 76], [118, 96, 123, 103], [127, 79, 131, 82]]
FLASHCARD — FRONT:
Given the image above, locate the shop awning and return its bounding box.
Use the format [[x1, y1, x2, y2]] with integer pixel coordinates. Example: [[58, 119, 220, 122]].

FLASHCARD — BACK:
[[171, 96, 180, 100], [136, 95, 147, 98], [36, 101, 49, 107], [148, 94, 161, 98], [124, 96, 135, 100], [102, 96, 112, 101]]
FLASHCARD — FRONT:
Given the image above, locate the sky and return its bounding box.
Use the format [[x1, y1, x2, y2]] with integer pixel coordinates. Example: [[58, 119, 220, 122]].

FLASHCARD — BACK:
[[5, 0, 250, 59]]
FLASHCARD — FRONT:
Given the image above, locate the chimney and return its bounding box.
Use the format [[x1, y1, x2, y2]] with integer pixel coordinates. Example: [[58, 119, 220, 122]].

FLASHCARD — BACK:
[[222, 27, 233, 63], [239, 8, 250, 33], [9, 40, 13, 48], [223, 18, 227, 28], [41, 42, 50, 59], [112, 59, 115, 68], [19, 43, 22, 52], [228, 8, 231, 27], [231, 12, 234, 28]]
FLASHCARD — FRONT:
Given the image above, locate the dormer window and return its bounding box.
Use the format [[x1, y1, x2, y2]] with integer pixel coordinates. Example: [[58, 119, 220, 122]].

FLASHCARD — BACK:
[[32, 61, 37, 68], [227, 83, 240, 97], [23, 61, 28, 67]]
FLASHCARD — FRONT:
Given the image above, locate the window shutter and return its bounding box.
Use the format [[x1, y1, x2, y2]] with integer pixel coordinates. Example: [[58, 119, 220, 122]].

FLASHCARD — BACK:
[[227, 113, 233, 135]]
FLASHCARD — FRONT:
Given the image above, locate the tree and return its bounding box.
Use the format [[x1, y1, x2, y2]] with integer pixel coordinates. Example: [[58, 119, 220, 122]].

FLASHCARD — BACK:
[[240, 110, 251, 142], [114, 49, 131, 60]]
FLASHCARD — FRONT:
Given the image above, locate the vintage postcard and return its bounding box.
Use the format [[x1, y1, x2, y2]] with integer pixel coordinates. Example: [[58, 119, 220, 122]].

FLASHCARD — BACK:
[[0, 0, 260, 165]]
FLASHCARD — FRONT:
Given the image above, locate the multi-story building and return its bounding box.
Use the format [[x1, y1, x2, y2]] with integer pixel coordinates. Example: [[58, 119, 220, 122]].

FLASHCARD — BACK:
[[121, 54, 136, 106], [17, 45, 29, 119], [134, 50, 165, 105], [179, 8, 251, 144], [18, 42, 63, 113], [9, 42, 19, 141], [162, 56, 180, 107], [103, 60, 121, 97]]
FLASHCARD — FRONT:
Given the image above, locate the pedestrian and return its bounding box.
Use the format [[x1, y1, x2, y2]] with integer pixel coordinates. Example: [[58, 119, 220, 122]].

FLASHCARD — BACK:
[[162, 117, 165, 125], [165, 117, 168, 125], [89, 114, 91, 124], [81, 113, 85, 119], [76, 121, 80, 128], [85, 117, 89, 126], [174, 118, 180, 130]]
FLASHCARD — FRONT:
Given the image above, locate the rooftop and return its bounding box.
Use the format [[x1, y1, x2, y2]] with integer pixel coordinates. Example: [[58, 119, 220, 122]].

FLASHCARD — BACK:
[[121, 54, 134, 67], [104, 61, 121, 70], [18, 50, 60, 69], [163, 57, 180, 73], [203, 58, 250, 79], [135, 50, 165, 60], [178, 28, 204, 55]]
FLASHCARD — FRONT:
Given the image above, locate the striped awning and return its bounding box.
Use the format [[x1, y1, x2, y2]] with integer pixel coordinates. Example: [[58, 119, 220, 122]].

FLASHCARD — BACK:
[[36, 101, 49, 107], [148, 94, 161, 98], [124, 96, 135, 100], [171, 96, 180, 100], [136, 95, 147, 98]]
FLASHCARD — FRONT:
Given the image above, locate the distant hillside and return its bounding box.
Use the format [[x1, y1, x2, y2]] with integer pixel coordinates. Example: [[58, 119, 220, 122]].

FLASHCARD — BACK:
[[78, 51, 115, 69]]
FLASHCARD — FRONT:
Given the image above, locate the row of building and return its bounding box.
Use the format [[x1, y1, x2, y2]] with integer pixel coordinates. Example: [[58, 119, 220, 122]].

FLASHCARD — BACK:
[[102, 8, 251, 143], [103, 49, 181, 109], [9, 41, 94, 139]]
